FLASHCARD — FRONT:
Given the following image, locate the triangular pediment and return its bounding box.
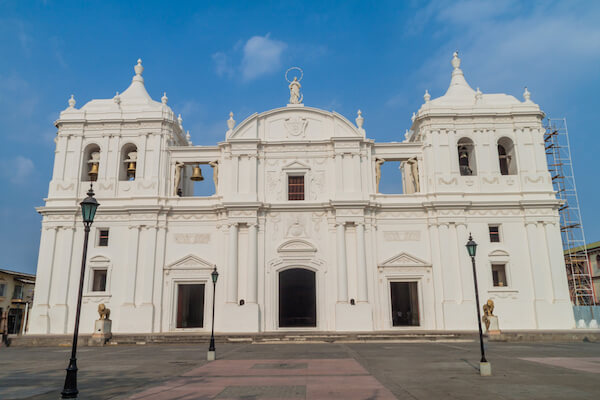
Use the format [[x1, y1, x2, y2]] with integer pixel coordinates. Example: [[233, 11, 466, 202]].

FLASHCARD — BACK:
[[277, 239, 317, 254], [282, 160, 311, 170], [165, 254, 215, 270], [379, 252, 431, 268]]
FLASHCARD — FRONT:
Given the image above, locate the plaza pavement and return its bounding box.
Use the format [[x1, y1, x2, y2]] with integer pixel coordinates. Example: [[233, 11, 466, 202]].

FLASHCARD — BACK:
[[0, 340, 599, 399]]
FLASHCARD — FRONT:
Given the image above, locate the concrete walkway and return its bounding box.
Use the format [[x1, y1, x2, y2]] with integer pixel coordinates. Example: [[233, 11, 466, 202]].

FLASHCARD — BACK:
[[0, 341, 599, 399]]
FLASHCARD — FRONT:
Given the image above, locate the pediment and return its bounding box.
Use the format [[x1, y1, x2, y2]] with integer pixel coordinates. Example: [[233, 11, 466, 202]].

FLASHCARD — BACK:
[[282, 160, 311, 170], [89, 255, 110, 264], [488, 249, 510, 257], [228, 107, 362, 141], [165, 254, 215, 270], [277, 239, 317, 254], [379, 252, 431, 268]]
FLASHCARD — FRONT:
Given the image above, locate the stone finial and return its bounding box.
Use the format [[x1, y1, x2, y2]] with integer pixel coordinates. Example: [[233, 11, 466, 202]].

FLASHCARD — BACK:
[[355, 110, 364, 129], [424, 90, 431, 103], [451, 51, 461, 70], [404, 129, 411, 141], [134, 59, 144, 76], [113, 91, 121, 105], [178, 114, 183, 127], [68, 94, 76, 108], [523, 87, 531, 102], [475, 87, 482, 102], [227, 111, 235, 130], [161, 92, 168, 105], [186, 130, 192, 145], [411, 112, 416, 123]]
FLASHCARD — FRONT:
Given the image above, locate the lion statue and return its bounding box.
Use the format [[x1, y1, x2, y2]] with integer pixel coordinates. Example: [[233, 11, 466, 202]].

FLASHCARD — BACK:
[[98, 303, 111, 320], [482, 299, 495, 331]]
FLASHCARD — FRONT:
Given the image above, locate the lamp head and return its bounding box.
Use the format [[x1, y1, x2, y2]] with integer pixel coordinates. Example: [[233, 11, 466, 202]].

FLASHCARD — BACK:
[[466, 233, 477, 257], [211, 266, 219, 284], [80, 184, 100, 225]]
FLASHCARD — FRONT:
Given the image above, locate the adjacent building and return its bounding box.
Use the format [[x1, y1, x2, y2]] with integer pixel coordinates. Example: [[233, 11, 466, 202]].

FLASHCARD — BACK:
[[28, 53, 575, 335], [0, 269, 36, 334]]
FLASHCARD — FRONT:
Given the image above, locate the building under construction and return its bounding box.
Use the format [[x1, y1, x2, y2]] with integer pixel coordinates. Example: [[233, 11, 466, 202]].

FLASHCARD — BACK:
[[545, 118, 597, 306]]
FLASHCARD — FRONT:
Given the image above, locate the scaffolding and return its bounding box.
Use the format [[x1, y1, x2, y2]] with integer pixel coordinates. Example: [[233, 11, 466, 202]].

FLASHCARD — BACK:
[[544, 118, 595, 306]]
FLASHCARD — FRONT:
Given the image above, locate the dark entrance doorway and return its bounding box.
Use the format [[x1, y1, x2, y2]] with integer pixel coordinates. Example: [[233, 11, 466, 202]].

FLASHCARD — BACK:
[[390, 281, 419, 326], [279, 268, 316, 328], [176, 284, 205, 328]]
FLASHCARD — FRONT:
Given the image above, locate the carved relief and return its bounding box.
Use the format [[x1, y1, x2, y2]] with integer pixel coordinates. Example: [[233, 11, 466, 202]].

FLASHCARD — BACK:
[[438, 177, 458, 185], [284, 116, 308, 138], [310, 171, 325, 200], [174, 233, 210, 244], [267, 171, 282, 200], [383, 231, 421, 241], [56, 183, 74, 191], [286, 215, 307, 238], [482, 177, 499, 184]]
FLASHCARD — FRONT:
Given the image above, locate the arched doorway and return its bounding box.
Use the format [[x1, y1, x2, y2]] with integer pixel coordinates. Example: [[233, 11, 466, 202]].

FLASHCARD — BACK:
[[279, 268, 316, 328]]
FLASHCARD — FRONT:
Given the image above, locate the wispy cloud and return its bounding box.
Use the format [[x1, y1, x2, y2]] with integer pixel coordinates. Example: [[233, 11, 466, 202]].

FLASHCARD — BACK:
[[403, 1, 600, 101], [0, 156, 35, 184], [212, 34, 287, 81]]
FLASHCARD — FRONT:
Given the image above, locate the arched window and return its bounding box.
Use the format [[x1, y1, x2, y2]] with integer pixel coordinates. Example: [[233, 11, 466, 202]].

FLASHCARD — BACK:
[[82, 144, 101, 182], [457, 137, 477, 176], [119, 143, 138, 181], [497, 137, 517, 175]]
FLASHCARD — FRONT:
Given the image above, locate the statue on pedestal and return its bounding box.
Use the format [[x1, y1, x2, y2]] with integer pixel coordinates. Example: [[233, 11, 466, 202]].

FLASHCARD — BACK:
[[482, 299, 500, 335]]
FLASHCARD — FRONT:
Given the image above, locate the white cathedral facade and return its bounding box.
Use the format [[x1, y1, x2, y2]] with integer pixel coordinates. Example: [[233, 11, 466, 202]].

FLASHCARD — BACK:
[[28, 54, 575, 335]]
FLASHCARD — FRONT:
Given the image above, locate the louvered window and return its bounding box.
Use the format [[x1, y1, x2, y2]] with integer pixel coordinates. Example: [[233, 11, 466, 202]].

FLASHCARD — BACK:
[[288, 176, 305, 200]]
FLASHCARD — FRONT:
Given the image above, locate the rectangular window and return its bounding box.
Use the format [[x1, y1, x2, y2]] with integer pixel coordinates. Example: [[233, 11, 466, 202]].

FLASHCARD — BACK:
[[288, 176, 305, 201], [12, 285, 23, 300], [489, 225, 500, 243], [98, 229, 109, 247], [0, 283, 5, 297], [491, 264, 507, 287], [92, 269, 107, 292]]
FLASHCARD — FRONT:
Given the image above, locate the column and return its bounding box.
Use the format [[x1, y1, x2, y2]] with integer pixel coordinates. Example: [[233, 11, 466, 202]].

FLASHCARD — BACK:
[[356, 223, 368, 302], [336, 222, 348, 302], [525, 221, 548, 300], [123, 225, 140, 306], [36, 226, 58, 308], [335, 154, 343, 192], [455, 223, 472, 301], [247, 223, 258, 303], [140, 226, 158, 305], [227, 223, 239, 303]]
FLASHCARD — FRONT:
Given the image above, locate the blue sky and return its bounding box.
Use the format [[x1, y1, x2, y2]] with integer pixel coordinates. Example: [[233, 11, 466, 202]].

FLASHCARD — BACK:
[[1, 0, 600, 274]]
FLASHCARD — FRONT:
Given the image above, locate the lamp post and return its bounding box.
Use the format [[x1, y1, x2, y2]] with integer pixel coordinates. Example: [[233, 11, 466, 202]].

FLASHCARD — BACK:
[[465, 233, 491, 376], [61, 184, 99, 398], [207, 266, 219, 361]]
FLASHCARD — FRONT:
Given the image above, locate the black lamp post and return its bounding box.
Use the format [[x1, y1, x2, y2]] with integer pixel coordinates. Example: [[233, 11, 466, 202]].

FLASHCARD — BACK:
[[61, 185, 99, 398], [208, 266, 219, 360], [465, 233, 490, 375]]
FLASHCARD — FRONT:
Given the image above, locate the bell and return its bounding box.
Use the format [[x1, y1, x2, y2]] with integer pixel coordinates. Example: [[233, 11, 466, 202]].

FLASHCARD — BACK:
[[88, 162, 99, 181], [127, 162, 136, 178], [190, 164, 204, 181]]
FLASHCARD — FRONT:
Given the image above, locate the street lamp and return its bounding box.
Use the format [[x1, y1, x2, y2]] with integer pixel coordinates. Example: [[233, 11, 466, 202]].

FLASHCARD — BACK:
[[61, 184, 99, 398], [465, 233, 492, 376], [207, 266, 219, 361]]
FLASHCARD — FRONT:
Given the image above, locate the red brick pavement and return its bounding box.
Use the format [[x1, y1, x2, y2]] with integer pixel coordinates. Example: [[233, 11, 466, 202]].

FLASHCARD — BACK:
[[129, 358, 396, 399]]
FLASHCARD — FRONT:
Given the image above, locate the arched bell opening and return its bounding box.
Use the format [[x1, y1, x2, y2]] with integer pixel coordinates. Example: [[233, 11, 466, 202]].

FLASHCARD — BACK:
[[119, 143, 138, 181], [278, 268, 316, 328], [81, 143, 101, 182], [497, 137, 517, 175], [457, 137, 477, 176]]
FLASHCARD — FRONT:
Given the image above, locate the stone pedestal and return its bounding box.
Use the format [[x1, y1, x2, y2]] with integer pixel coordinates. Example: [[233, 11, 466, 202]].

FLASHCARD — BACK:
[[207, 350, 216, 361], [89, 319, 112, 346], [485, 316, 500, 335], [479, 362, 492, 376]]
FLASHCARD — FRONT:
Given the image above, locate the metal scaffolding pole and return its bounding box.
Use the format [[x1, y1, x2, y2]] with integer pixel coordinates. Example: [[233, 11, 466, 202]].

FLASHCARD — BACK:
[[544, 118, 595, 306]]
